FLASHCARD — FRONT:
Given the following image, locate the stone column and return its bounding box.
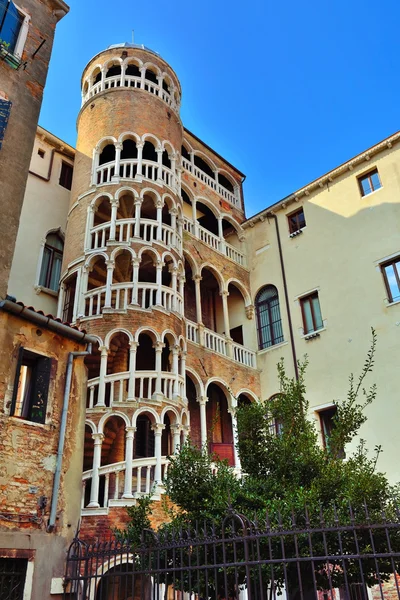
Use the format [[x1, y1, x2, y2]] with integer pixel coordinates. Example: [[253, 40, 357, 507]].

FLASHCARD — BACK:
[[193, 275, 203, 324], [136, 142, 144, 179], [96, 346, 108, 407], [172, 344, 180, 400], [131, 259, 140, 305], [182, 426, 189, 445], [171, 425, 181, 453], [88, 433, 104, 508], [218, 216, 226, 253], [152, 342, 165, 402], [199, 396, 208, 449], [156, 148, 163, 183], [77, 267, 88, 318], [170, 266, 178, 312], [140, 66, 145, 89], [180, 351, 187, 401], [221, 290, 233, 357], [109, 200, 119, 241], [170, 154, 177, 191], [112, 142, 122, 183], [121, 63, 126, 87], [100, 67, 106, 91], [156, 260, 163, 306], [85, 205, 95, 251], [127, 341, 138, 401], [133, 199, 142, 238], [123, 427, 136, 498], [156, 200, 163, 241], [57, 283, 65, 319], [176, 164, 182, 196], [104, 260, 114, 308], [178, 275, 185, 316], [192, 199, 199, 237], [152, 423, 165, 486], [229, 396, 241, 471], [170, 208, 177, 247]]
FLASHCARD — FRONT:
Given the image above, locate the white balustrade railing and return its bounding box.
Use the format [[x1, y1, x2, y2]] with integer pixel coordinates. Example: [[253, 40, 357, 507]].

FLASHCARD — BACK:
[[82, 74, 179, 113], [82, 457, 169, 509], [183, 218, 245, 267], [198, 224, 221, 251], [182, 157, 241, 208], [185, 320, 257, 368], [232, 341, 256, 368], [84, 283, 183, 316], [94, 159, 176, 191], [89, 219, 181, 251], [86, 370, 184, 407]]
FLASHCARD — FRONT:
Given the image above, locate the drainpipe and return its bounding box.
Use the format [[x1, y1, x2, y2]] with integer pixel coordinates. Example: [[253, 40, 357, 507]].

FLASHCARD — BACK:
[[267, 213, 298, 380], [47, 343, 92, 532]]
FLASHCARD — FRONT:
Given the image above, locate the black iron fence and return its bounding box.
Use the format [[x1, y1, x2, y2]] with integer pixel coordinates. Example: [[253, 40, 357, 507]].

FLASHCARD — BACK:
[[64, 503, 400, 600]]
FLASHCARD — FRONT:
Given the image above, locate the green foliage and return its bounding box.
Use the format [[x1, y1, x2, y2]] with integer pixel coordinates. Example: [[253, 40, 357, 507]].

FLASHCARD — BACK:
[[0, 39, 10, 50], [114, 495, 153, 547]]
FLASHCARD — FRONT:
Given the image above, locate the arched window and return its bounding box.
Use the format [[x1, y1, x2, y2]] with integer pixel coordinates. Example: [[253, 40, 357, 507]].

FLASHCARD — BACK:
[[255, 285, 284, 349], [39, 232, 64, 291]]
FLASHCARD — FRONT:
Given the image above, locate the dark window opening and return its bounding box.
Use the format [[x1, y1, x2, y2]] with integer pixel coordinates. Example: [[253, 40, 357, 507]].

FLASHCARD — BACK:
[[125, 63, 140, 77], [93, 71, 102, 84], [196, 201, 219, 236], [0, 558, 28, 600], [0, 2, 24, 55], [59, 162, 73, 190], [121, 139, 137, 160], [142, 141, 157, 162], [135, 416, 155, 458], [162, 79, 170, 93], [181, 189, 192, 206], [99, 144, 116, 166], [39, 232, 63, 291], [358, 168, 382, 197], [105, 64, 121, 78], [162, 149, 171, 169], [194, 155, 214, 178], [218, 172, 234, 193], [145, 69, 158, 84], [11, 348, 53, 424], [181, 145, 190, 160], [256, 285, 284, 349], [230, 325, 243, 345], [38, 148, 45, 158], [287, 207, 306, 234], [381, 257, 400, 303], [300, 292, 323, 334], [62, 274, 77, 323]]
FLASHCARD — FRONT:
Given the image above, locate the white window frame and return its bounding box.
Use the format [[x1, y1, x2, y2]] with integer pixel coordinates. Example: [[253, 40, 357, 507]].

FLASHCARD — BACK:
[[11, 3, 30, 59]]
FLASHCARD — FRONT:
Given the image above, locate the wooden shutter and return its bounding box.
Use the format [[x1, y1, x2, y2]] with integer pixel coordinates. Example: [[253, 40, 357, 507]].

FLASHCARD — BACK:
[[10, 346, 24, 416], [29, 356, 52, 424]]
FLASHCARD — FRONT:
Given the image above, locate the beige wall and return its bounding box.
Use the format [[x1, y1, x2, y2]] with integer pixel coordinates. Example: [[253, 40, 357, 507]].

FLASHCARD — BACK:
[[246, 142, 400, 482], [8, 129, 74, 315]]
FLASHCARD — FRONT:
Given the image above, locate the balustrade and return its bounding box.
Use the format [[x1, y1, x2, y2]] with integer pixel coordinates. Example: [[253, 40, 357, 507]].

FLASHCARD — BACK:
[[182, 217, 245, 267], [94, 158, 176, 191], [82, 73, 179, 113], [185, 320, 256, 368], [82, 457, 169, 510], [84, 283, 183, 317], [181, 157, 241, 208], [89, 219, 180, 252], [87, 371, 184, 407]]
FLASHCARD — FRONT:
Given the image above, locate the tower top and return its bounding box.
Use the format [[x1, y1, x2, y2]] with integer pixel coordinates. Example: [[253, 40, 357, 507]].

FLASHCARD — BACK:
[[106, 42, 160, 57]]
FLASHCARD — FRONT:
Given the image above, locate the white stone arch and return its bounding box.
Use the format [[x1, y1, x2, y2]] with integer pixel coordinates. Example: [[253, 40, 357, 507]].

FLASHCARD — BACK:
[[95, 135, 117, 153], [84, 251, 109, 270], [160, 71, 173, 87], [161, 405, 180, 425], [225, 277, 252, 306], [180, 408, 190, 426], [137, 245, 161, 263], [105, 327, 134, 349], [177, 260, 185, 277], [182, 137, 194, 155], [162, 192, 176, 211], [143, 61, 162, 77], [141, 132, 162, 150], [235, 389, 259, 404], [114, 186, 139, 203], [183, 250, 199, 278], [133, 326, 160, 344], [199, 262, 225, 292], [88, 556, 136, 600], [98, 410, 131, 434], [216, 168, 237, 189], [87, 333, 104, 347], [122, 55, 143, 69], [205, 377, 233, 408], [185, 367, 205, 397], [90, 191, 114, 209], [161, 328, 178, 346], [85, 419, 97, 434], [117, 131, 141, 144], [103, 56, 123, 71], [140, 186, 162, 204], [87, 63, 103, 85], [192, 150, 218, 173], [161, 139, 175, 155], [110, 245, 137, 262], [161, 251, 177, 268], [220, 213, 244, 236], [181, 181, 194, 201], [132, 406, 160, 427], [195, 195, 221, 219]]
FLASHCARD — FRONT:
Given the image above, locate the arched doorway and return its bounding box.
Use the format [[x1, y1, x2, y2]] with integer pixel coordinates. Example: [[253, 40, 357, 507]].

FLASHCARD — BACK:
[[206, 383, 234, 466]]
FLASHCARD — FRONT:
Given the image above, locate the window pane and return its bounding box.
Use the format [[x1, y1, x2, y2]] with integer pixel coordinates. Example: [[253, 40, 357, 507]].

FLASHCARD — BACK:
[[384, 264, 400, 302], [370, 171, 381, 191], [297, 209, 306, 229], [49, 254, 62, 291], [39, 247, 51, 287], [46, 233, 63, 250], [259, 305, 272, 348], [302, 299, 314, 333], [360, 177, 372, 196], [0, 1, 23, 54], [311, 295, 323, 329]]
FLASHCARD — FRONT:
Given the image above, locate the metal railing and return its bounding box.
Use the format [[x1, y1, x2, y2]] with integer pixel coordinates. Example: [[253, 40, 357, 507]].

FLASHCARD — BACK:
[[65, 503, 400, 600]]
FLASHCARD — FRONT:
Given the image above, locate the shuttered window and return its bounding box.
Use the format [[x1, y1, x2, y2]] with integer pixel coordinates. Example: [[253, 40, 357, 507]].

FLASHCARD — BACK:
[[255, 285, 284, 350], [10, 348, 53, 424]]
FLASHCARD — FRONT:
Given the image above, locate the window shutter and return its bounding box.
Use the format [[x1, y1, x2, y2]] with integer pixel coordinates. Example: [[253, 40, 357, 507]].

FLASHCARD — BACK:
[[10, 346, 24, 416], [29, 356, 52, 423], [0, 99, 12, 150]]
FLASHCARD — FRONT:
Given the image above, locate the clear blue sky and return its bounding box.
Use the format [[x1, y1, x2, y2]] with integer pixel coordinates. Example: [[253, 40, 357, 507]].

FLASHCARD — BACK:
[[40, 0, 400, 217]]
